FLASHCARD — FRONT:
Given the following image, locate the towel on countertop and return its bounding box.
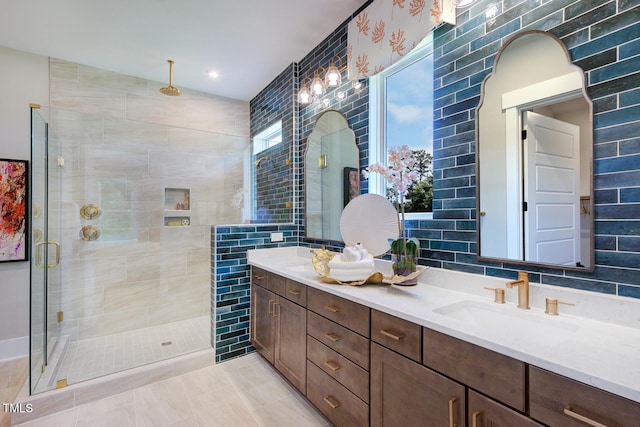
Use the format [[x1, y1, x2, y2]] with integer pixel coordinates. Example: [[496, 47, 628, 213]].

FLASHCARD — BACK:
[[329, 254, 374, 270], [328, 267, 376, 282]]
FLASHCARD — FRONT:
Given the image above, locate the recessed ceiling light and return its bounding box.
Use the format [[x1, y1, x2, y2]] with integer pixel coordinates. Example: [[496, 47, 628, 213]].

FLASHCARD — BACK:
[[206, 70, 219, 79]]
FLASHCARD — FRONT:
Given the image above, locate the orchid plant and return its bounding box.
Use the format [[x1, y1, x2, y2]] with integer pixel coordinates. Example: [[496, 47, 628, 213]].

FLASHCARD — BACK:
[[363, 145, 420, 277]]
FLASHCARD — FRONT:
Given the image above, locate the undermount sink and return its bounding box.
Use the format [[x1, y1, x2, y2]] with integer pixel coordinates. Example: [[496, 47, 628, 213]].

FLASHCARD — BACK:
[[433, 300, 580, 345]]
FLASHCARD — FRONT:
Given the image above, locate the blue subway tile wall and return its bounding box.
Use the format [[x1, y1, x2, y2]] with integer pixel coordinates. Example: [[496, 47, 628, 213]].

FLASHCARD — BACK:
[[212, 224, 297, 362], [250, 64, 297, 225], [424, 0, 640, 295]]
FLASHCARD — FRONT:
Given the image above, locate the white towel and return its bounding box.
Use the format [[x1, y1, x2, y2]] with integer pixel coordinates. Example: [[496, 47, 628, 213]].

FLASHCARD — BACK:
[[329, 254, 374, 270], [340, 246, 362, 262], [329, 267, 375, 282]]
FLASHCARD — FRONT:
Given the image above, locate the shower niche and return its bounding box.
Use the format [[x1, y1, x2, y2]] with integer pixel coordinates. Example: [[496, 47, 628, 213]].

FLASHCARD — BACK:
[[163, 187, 191, 227]]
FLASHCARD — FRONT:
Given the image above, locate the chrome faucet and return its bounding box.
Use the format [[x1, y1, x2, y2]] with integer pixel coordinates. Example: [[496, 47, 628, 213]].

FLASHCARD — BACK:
[[506, 271, 530, 309]]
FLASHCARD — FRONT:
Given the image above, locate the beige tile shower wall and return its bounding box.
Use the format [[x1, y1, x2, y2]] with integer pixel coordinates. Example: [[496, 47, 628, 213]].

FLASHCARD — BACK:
[[49, 58, 249, 341]]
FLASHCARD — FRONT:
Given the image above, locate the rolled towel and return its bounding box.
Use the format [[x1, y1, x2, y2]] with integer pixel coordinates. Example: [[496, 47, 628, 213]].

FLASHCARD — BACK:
[[355, 243, 369, 259], [340, 246, 362, 262], [329, 254, 374, 270]]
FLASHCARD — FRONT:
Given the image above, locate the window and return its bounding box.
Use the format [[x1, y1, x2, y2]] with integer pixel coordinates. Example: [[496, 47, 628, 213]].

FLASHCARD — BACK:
[[369, 33, 434, 217], [252, 121, 282, 154]]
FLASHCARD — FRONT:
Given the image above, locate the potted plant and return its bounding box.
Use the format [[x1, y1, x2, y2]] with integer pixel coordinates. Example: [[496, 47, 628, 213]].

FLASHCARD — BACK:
[[363, 145, 420, 285]]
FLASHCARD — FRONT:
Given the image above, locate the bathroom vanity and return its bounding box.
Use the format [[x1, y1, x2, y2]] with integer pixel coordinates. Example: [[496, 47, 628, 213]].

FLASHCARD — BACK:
[[248, 246, 640, 427]]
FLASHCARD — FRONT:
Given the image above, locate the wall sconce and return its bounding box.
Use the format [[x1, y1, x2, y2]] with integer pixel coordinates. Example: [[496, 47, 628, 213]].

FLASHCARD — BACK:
[[298, 77, 312, 104], [311, 68, 326, 96], [324, 56, 343, 87], [319, 154, 328, 169], [298, 56, 347, 104]]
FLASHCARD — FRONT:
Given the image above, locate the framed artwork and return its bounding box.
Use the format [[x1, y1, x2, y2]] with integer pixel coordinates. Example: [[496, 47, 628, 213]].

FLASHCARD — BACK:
[[343, 167, 360, 207], [0, 159, 28, 262]]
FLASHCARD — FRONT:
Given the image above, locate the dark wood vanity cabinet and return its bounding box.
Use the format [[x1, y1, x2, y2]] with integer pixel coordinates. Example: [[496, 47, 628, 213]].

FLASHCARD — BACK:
[[371, 342, 465, 427], [250, 268, 640, 427], [250, 268, 306, 393]]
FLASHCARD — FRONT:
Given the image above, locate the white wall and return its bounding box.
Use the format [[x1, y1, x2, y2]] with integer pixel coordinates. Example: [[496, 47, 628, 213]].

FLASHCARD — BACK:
[[0, 46, 49, 359]]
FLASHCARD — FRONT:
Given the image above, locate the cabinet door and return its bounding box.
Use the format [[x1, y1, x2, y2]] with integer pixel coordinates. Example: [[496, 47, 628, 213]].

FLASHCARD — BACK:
[[468, 390, 543, 427], [274, 296, 306, 393], [371, 342, 466, 427], [251, 284, 275, 363]]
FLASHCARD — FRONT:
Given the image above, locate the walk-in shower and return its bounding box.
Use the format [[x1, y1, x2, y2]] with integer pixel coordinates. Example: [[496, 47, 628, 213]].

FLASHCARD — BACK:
[[29, 105, 247, 394]]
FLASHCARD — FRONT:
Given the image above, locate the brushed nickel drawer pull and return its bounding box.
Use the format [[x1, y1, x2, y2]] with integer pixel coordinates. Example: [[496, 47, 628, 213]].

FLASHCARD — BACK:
[[324, 304, 340, 313], [380, 329, 404, 340], [255, 275, 264, 280], [472, 410, 481, 427], [323, 395, 341, 409], [449, 397, 457, 427], [563, 406, 608, 427], [324, 360, 341, 371], [288, 289, 301, 296], [324, 332, 341, 342]]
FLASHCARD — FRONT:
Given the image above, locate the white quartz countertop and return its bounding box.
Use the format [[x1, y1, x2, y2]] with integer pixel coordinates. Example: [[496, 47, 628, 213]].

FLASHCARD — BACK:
[[247, 246, 640, 404]]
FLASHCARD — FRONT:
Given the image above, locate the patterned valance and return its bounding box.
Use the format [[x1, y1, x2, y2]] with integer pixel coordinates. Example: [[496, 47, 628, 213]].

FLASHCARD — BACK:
[[347, 0, 456, 80]]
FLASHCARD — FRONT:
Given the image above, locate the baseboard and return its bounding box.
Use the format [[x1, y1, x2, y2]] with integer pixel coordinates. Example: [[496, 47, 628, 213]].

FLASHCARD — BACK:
[[0, 336, 28, 361]]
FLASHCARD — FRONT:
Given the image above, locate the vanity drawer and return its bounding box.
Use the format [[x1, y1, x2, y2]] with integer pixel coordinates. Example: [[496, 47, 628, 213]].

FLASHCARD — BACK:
[[307, 287, 370, 337], [423, 327, 526, 412], [306, 360, 368, 427], [371, 309, 421, 363], [529, 366, 640, 427], [251, 267, 286, 296], [307, 335, 369, 403], [284, 279, 307, 307], [307, 311, 369, 370]]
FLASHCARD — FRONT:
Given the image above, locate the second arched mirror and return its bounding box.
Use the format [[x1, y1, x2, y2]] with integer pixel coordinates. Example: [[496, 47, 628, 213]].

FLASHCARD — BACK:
[[305, 110, 358, 241], [477, 30, 594, 270]]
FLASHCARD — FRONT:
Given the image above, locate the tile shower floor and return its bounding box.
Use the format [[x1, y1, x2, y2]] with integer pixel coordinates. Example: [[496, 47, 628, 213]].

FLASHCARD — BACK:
[[35, 316, 210, 394], [14, 352, 330, 427]]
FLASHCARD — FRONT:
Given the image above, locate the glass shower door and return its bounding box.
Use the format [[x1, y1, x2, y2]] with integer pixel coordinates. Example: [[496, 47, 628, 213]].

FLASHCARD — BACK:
[[30, 106, 62, 394]]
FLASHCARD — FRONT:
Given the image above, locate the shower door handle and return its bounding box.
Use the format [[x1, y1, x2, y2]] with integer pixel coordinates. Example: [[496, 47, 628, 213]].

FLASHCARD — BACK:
[[35, 241, 60, 268]]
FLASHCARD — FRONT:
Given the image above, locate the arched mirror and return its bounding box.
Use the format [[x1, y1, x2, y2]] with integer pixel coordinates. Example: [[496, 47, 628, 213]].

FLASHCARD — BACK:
[[305, 110, 359, 241], [477, 30, 594, 270]]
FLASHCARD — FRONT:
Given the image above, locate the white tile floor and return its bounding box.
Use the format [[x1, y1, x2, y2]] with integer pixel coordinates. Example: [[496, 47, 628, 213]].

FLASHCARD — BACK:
[[34, 316, 210, 394], [13, 353, 330, 427]]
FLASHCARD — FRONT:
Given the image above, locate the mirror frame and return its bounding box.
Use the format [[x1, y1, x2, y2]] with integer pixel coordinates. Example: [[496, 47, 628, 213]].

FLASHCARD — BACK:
[[475, 30, 595, 271], [303, 109, 358, 242]]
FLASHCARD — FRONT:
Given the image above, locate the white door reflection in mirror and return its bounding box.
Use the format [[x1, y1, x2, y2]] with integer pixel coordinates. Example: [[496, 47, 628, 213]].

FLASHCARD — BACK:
[[524, 111, 580, 266]]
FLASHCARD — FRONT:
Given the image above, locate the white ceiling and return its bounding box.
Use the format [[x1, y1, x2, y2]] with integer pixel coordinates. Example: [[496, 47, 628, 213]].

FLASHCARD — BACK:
[[0, 0, 367, 101]]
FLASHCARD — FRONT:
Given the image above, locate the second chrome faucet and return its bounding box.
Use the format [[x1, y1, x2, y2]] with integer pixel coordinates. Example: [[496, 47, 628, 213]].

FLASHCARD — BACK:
[[506, 271, 530, 309]]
